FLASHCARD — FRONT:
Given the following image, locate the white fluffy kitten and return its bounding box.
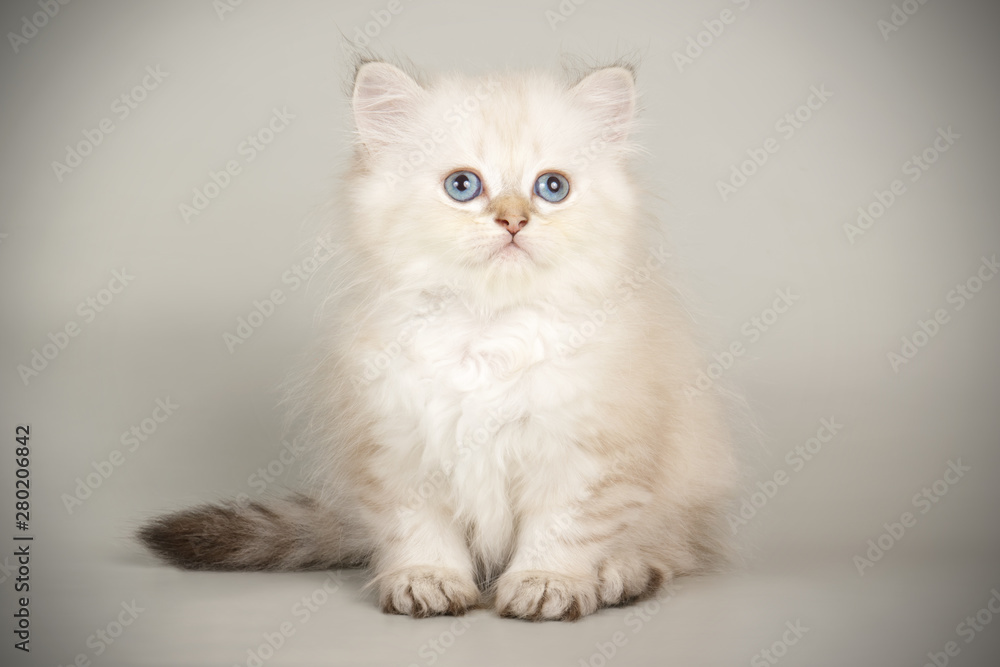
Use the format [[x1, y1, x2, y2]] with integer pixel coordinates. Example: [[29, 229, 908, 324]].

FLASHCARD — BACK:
[[141, 60, 737, 621]]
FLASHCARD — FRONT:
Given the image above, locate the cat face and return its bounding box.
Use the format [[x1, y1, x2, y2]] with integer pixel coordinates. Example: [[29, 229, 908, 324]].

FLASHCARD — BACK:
[[349, 62, 641, 309]]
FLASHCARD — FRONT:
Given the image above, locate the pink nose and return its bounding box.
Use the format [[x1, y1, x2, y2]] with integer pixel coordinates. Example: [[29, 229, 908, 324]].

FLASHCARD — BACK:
[[496, 215, 528, 235]]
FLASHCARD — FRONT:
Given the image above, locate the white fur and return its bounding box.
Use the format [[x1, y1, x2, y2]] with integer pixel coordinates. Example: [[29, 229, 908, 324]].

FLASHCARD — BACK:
[[287, 62, 736, 619]]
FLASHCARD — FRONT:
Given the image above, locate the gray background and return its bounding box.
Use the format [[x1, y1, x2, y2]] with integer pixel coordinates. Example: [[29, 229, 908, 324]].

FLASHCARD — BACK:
[[2, 0, 999, 665]]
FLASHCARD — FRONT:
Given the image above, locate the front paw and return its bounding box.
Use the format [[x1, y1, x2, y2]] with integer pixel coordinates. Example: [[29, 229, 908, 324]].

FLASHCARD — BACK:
[[494, 570, 599, 621], [378, 566, 480, 618], [597, 558, 667, 606]]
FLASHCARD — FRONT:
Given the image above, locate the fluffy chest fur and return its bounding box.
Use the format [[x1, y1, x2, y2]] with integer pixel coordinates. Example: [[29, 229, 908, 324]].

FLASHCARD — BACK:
[[362, 291, 608, 559]]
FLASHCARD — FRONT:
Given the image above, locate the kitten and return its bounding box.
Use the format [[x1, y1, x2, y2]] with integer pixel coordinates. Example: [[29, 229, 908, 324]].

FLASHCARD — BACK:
[[140, 59, 738, 621]]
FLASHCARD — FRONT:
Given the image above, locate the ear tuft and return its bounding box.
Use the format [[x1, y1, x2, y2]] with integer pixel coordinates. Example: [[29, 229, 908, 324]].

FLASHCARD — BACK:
[[570, 67, 637, 143], [352, 61, 423, 154]]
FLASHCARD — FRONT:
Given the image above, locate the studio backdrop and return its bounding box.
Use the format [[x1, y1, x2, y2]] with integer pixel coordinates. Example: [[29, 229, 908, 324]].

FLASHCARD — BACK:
[[2, 1, 999, 666]]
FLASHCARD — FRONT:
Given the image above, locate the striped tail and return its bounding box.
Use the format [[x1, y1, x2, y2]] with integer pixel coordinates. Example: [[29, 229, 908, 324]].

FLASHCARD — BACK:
[[138, 494, 369, 571]]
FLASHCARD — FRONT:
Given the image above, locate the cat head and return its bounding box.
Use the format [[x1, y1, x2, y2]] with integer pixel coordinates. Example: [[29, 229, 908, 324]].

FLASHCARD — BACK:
[[347, 60, 644, 311]]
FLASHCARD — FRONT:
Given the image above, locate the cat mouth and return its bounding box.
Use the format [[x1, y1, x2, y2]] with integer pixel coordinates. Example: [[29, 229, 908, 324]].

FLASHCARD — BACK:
[[494, 239, 530, 261]]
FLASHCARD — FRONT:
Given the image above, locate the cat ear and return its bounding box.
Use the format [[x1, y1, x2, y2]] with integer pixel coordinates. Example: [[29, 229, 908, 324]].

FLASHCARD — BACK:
[[352, 61, 423, 154], [570, 67, 636, 143]]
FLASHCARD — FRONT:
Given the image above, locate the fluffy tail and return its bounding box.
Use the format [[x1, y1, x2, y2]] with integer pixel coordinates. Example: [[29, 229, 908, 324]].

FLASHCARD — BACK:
[[138, 493, 369, 571]]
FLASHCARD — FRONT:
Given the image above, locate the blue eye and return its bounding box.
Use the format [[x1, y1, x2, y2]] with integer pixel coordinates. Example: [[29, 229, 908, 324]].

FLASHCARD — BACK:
[[444, 170, 482, 202], [534, 172, 570, 203]]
